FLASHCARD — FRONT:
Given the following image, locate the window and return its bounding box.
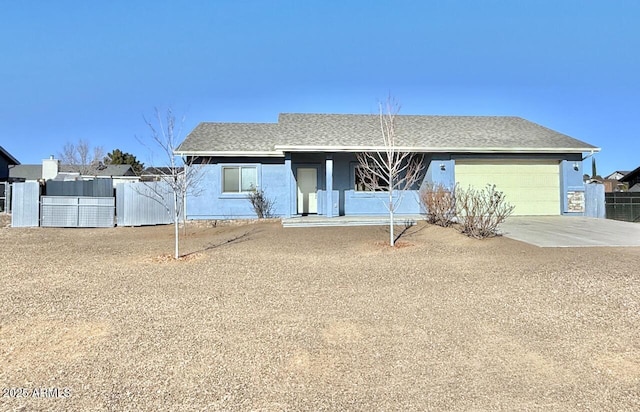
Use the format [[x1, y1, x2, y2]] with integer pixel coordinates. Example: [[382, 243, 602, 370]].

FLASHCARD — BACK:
[[354, 165, 388, 192], [222, 166, 257, 193]]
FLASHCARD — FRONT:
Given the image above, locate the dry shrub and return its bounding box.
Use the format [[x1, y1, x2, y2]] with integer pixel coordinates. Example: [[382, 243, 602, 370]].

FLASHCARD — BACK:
[[420, 184, 456, 227], [455, 184, 515, 238], [247, 187, 275, 218]]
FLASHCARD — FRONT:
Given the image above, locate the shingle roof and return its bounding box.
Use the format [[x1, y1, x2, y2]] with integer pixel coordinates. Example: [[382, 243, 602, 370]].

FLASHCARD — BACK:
[[620, 165, 640, 183], [176, 113, 599, 155], [8, 164, 42, 180], [59, 164, 135, 176], [9, 163, 135, 180], [177, 123, 280, 153]]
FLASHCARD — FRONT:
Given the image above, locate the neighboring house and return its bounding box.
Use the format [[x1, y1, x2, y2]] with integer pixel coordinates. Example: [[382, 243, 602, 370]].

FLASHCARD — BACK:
[[620, 166, 640, 192], [604, 170, 630, 180], [0, 145, 20, 181], [601, 179, 628, 193], [8, 164, 42, 181], [8, 157, 139, 186], [593, 172, 629, 192], [0, 146, 19, 212], [176, 113, 600, 219], [140, 166, 185, 182]]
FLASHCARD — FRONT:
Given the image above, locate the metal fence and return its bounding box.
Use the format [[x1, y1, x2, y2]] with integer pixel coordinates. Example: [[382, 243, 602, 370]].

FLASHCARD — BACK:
[[41, 196, 115, 227], [116, 182, 174, 226], [606, 192, 640, 222], [10, 180, 175, 228], [11, 182, 40, 227], [46, 179, 114, 197]]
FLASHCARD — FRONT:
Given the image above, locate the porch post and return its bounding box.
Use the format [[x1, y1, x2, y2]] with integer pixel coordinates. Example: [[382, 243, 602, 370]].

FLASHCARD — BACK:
[[285, 153, 294, 218], [325, 154, 334, 218]]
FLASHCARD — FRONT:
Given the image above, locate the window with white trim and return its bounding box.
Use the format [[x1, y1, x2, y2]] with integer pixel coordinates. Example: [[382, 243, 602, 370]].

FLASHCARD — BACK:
[[222, 166, 257, 193]]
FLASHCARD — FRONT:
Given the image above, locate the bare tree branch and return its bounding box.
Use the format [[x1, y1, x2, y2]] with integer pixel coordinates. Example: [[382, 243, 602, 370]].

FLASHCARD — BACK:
[[136, 107, 208, 259], [356, 96, 425, 246], [59, 139, 104, 175]]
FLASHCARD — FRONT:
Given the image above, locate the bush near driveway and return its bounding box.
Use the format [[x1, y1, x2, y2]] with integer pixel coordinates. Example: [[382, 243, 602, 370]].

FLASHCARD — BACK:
[[420, 183, 515, 238]]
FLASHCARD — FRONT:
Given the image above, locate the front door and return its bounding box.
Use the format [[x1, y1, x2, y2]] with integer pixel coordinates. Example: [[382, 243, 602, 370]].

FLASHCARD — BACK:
[[297, 167, 318, 215]]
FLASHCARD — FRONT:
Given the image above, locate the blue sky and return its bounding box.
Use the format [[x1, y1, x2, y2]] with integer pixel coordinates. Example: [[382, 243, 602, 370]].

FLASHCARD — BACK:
[[1, 0, 638, 175]]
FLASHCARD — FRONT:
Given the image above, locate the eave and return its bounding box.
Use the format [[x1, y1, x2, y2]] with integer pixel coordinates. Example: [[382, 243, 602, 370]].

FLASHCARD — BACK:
[[174, 150, 285, 158], [175, 146, 601, 157], [274, 145, 602, 154]]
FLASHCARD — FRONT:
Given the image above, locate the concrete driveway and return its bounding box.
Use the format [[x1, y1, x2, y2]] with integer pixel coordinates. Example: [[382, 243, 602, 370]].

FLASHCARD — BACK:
[[500, 216, 640, 247]]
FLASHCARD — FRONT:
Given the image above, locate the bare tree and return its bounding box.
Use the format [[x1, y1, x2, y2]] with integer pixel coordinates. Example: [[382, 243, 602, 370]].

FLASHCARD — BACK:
[[59, 139, 105, 175], [138, 107, 206, 259], [356, 97, 425, 246]]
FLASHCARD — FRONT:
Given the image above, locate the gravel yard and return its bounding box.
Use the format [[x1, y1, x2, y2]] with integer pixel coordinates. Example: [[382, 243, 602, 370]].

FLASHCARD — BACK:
[[1, 220, 639, 410]]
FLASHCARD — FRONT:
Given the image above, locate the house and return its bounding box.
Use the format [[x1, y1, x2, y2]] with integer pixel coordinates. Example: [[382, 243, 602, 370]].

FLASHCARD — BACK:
[[592, 172, 629, 192], [0, 146, 20, 181], [600, 179, 628, 193], [140, 166, 185, 182], [604, 170, 630, 180], [620, 166, 640, 192], [9, 156, 139, 187], [0, 146, 19, 212], [176, 113, 600, 219]]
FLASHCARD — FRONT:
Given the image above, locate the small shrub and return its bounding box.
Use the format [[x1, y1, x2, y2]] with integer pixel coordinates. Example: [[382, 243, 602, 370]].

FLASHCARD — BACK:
[[420, 183, 456, 227], [455, 184, 515, 239], [247, 187, 275, 218]]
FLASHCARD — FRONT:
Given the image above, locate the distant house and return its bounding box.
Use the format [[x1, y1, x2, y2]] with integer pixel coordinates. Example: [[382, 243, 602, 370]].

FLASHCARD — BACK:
[[594, 172, 629, 192], [600, 179, 628, 193], [621, 166, 640, 192], [0, 146, 19, 212], [604, 170, 630, 180], [176, 113, 600, 219], [0, 146, 20, 181], [140, 166, 185, 182], [8, 156, 139, 186], [8, 164, 42, 181]]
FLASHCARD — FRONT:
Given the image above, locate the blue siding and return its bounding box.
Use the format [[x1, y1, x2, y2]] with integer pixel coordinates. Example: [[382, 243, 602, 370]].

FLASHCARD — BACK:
[[559, 157, 586, 215], [187, 159, 291, 219], [344, 190, 421, 215], [424, 156, 455, 189], [187, 152, 589, 219]]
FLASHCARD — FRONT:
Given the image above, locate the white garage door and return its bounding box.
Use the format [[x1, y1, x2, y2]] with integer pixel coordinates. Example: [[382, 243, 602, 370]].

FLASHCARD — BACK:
[[455, 160, 560, 216]]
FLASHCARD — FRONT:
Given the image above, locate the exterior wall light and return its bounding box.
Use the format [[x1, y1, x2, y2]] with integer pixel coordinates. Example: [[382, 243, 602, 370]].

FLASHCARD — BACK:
[[573, 162, 579, 171], [440, 163, 446, 171]]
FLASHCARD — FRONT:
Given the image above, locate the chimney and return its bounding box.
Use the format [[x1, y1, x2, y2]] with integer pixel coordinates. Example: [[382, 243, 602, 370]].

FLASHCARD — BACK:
[[42, 156, 59, 180]]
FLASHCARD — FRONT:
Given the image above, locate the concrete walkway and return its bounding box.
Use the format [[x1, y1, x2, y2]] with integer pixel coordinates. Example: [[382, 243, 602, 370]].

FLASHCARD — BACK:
[[500, 216, 640, 247]]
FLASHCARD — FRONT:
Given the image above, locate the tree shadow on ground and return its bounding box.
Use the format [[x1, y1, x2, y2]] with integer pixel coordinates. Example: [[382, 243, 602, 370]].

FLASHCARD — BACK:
[[395, 220, 431, 243], [376, 219, 430, 245], [183, 228, 259, 257]]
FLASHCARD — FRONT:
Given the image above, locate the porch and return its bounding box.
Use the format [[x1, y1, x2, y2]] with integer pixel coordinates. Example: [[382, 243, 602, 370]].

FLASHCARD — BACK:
[[281, 214, 425, 227], [289, 152, 443, 218]]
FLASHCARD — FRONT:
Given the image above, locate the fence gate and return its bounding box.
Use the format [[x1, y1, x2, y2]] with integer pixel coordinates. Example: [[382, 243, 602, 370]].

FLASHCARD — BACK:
[[40, 196, 115, 228], [11, 182, 40, 227]]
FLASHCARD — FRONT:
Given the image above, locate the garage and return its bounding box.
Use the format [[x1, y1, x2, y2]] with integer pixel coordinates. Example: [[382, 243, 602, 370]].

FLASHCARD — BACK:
[[455, 160, 561, 216]]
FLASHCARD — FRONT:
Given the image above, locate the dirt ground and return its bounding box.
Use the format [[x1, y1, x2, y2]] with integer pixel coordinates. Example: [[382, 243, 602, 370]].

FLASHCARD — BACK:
[[1, 220, 639, 411]]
